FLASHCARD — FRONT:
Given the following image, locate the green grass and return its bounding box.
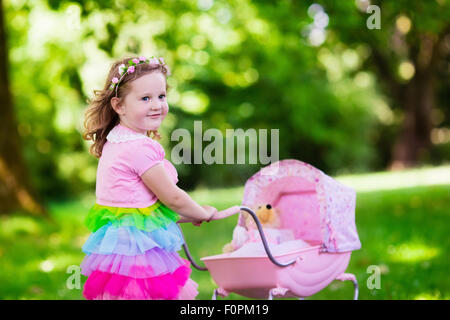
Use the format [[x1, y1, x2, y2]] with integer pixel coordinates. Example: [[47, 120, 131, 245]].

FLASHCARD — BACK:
[[0, 172, 449, 300]]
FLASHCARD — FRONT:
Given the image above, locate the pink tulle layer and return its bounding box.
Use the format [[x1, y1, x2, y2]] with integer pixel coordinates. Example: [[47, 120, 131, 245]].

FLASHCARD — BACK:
[[93, 279, 199, 300], [81, 247, 185, 278], [83, 262, 196, 300], [176, 279, 199, 300]]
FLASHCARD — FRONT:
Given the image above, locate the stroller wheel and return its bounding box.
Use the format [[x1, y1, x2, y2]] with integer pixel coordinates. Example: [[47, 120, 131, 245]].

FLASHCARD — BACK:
[[268, 287, 289, 300], [336, 273, 359, 300], [212, 287, 229, 300]]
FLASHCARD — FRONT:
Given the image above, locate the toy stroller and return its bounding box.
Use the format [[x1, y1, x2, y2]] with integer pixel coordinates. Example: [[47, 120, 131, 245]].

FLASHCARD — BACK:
[[178, 159, 361, 300]]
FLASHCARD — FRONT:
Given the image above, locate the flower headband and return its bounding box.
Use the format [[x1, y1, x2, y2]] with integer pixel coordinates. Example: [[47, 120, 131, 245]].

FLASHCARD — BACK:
[[109, 56, 171, 97]]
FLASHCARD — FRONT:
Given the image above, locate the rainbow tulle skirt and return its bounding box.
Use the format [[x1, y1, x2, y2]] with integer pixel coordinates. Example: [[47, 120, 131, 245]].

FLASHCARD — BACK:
[[80, 200, 198, 300]]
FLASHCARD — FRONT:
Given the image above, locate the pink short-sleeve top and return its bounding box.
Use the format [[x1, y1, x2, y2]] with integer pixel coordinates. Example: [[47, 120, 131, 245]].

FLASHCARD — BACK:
[[95, 123, 178, 208]]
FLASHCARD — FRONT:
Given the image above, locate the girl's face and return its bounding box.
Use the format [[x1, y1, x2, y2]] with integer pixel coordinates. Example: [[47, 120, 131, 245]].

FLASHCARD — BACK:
[[113, 72, 169, 134]]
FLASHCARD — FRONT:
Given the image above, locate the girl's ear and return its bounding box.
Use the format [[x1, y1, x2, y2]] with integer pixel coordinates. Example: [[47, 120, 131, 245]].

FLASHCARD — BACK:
[[111, 97, 125, 115]]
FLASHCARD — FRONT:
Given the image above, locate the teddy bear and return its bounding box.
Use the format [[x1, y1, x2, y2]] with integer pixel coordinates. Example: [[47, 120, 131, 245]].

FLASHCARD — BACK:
[[222, 204, 284, 253]]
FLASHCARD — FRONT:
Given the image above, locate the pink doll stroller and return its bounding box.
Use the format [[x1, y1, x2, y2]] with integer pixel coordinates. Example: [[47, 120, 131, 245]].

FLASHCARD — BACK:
[[178, 159, 361, 300]]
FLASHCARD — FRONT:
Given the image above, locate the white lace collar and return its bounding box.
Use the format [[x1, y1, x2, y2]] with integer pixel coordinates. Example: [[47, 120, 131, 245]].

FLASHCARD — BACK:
[[106, 124, 149, 143]]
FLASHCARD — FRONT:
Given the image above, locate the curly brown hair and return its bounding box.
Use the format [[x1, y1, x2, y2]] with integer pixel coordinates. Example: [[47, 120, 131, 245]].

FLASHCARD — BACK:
[[82, 56, 171, 158]]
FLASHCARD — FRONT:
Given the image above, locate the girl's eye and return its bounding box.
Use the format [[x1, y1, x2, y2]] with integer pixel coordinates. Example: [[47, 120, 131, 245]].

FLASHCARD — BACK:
[[142, 95, 165, 101]]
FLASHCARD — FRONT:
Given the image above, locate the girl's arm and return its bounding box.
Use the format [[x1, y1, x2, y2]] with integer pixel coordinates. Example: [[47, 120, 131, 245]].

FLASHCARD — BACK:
[[141, 163, 213, 222], [177, 215, 203, 223], [177, 215, 196, 223], [178, 205, 218, 224]]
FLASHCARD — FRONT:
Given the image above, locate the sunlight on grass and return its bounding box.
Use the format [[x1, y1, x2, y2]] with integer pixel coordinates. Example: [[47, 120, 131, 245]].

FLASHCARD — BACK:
[[22, 258, 48, 274], [337, 164, 450, 192], [0, 216, 41, 237], [21, 254, 82, 274], [44, 254, 82, 272], [414, 291, 442, 300], [387, 242, 440, 263], [39, 260, 55, 273]]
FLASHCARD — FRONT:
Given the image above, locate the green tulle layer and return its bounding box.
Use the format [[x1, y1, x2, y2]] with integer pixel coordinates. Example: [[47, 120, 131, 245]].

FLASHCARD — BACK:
[[84, 201, 180, 232]]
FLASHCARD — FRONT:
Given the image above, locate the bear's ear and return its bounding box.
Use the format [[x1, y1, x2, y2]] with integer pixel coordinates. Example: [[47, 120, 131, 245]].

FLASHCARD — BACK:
[[266, 204, 272, 209]]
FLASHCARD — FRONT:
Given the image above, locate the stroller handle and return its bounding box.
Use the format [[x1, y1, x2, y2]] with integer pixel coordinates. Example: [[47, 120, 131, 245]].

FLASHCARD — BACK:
[[240, 206, 297, 268], [210, 205, 241, 220], [178, 205, 297, 271]]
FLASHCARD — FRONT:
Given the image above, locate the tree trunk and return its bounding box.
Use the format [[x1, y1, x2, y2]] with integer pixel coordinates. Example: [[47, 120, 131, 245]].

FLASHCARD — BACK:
[[0, 0, 47, 216], [389, 71, 434, 170], [389, 31, 446, 170]]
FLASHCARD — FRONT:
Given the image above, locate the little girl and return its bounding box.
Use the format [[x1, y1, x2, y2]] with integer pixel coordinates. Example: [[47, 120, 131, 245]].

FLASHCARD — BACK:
[[80, 55, 217, 300]]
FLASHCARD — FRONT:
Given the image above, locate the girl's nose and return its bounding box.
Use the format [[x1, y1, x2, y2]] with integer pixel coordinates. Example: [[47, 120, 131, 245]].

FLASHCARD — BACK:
[[150, 103, 161, 110]]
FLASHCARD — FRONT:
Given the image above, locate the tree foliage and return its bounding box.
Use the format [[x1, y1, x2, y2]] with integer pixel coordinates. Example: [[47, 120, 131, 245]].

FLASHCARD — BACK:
[[3, 0, 448, 201]]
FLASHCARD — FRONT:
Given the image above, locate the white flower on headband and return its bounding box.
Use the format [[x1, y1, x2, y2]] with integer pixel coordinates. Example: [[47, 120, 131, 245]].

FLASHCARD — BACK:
[[118, 64, 126, 74], [149, 57, 159, 65]]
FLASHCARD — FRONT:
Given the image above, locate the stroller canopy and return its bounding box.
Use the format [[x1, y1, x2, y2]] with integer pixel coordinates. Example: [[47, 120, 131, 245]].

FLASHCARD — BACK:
[[240, 159, 361, 253]]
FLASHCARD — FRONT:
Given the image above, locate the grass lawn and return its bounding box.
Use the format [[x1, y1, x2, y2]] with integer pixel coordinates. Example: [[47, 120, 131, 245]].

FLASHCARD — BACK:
[[0, 166, 449, 300]]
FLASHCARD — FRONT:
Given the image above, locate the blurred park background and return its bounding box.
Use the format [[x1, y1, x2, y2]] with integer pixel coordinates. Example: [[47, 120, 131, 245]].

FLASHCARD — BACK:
[[0, 0, 449, 300]]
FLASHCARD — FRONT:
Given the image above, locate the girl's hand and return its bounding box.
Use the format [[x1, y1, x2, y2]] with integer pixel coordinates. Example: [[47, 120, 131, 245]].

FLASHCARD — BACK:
[[193, 205, 218, 226], [202, 205, 218, 221]]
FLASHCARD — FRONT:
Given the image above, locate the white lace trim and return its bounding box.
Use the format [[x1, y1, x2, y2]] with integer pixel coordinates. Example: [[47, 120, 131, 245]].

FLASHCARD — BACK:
[[106, 125, 148, 143]]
